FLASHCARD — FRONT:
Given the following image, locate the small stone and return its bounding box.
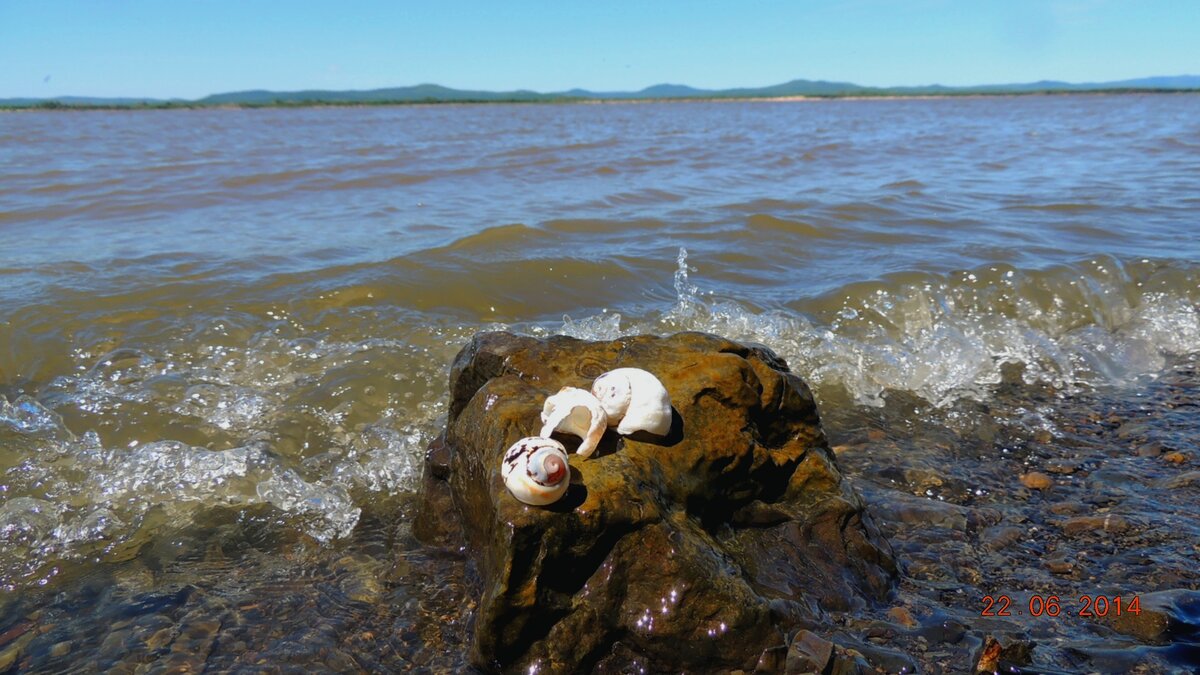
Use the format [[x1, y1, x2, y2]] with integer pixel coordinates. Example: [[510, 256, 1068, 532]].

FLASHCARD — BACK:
[[1136, 441, 1164, 457], [980, 526, 1025, 552], [754, 645, 787, 673], [786, 630, 834, 674], [1163, 452, 1187, 464], [1086, 468, 1142, 489], [0, 647, 18, 671], [145, 627, 176, 651], [1062, 514, 1130, 536], [965, 507, 1003, 531], [887, 606, 917, 628], [1033, 429, 1053, 444], [49, 641, 71, 658], [867, 429, 887, 442], [0, 622, 31, 648], [904, 468, 945, 491], [0, 639, 29, 671], [973, 634, 1034, 672], [323, 649, 360, 671], [1103, 590, 1200, 643], [1115, 421, 1148, 439], [1049, 502, 1086, 515], [919, 619, 966, 645], [1019, 472, 1052, 490], [974, 634, 1003, 672], [1044, 460, 1080, 475], [181, 620, 220, 642], [1045, 559, 1074, 575], [886, 495, 969, 530], [98, 630, 129, 658]]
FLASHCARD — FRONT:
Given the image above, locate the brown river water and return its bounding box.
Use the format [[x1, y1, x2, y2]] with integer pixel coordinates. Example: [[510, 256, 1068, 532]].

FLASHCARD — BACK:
[[2, 95, 1200, 672]]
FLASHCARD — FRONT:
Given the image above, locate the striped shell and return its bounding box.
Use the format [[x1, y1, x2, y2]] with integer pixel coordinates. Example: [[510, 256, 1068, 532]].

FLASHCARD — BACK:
[[500, 436, 571, 506]]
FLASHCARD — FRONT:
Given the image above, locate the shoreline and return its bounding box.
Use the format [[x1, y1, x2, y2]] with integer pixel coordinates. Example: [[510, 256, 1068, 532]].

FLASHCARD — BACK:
[[3, 88, 1199, 111]]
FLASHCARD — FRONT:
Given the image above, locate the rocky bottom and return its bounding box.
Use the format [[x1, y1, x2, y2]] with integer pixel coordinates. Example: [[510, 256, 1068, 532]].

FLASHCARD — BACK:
[[2, 355, 1200, 673]]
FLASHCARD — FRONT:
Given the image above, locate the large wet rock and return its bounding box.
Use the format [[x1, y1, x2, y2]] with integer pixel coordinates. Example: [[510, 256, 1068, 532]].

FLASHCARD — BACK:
[[415, 331, 896, 672]]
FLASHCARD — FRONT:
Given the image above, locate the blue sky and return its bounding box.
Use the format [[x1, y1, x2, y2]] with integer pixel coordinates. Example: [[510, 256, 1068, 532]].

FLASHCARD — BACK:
[[2, 0, 1196, 98]]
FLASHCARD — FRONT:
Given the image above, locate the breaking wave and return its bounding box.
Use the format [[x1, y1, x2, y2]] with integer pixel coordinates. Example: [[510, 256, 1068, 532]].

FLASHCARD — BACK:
[[560, 249, 1200, 408], [3, 247, 1200, 590]]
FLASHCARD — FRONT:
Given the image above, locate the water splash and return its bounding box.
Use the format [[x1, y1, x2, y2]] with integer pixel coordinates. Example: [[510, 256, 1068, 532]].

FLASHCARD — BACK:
[[6, 247, 1200, 592], [667, 246, 702, 322], [562, 254, 1200, 409], [0, 318, 462, 588], [256, 469, 360, 544], [0, 395, 70, 437], [560, 310, 623, 340]]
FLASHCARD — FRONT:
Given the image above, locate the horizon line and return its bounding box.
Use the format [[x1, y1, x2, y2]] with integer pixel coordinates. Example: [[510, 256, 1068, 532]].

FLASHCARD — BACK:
[[4, 73, 1200, 103]]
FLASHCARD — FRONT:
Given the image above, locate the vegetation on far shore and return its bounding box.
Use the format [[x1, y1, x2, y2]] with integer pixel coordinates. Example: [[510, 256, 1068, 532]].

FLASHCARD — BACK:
[[5, 85, 1199, 111]]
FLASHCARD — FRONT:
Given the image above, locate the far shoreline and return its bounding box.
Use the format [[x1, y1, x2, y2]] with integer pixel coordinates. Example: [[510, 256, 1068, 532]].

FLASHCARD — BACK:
[[3, 88, 1198, 112]]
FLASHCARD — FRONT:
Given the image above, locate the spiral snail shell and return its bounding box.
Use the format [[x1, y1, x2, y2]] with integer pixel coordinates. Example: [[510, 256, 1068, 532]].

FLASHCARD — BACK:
[[501, 436, 571, 505], [590, 368, 672, 437], [539, 387, 609, 458]]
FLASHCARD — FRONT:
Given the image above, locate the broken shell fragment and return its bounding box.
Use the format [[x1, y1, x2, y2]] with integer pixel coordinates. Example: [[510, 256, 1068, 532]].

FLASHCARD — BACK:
[[501, 436, 571, 506], [539, 387, 608, 458], [591, 368, 672, 437]]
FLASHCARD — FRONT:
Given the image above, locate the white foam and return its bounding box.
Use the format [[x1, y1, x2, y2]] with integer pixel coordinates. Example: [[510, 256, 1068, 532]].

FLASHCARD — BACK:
[[559, 251, 1200, 409]]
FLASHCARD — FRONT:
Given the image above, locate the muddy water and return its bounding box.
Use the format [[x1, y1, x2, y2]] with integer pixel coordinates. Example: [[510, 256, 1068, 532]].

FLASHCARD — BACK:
[[2, 95, 1200, 672]]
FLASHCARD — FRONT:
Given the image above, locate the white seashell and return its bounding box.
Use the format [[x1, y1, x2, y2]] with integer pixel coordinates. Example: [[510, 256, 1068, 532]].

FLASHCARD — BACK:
[[539, 387, 608, 458], [590, 368, 672, 437], [501, 437, 571, 506]]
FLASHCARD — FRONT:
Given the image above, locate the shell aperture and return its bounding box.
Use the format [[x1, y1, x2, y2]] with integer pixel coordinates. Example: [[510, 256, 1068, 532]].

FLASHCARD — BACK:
[[501, 436, 571, 505], [539, 387, 608, 458], [591, 368, 672, 437]]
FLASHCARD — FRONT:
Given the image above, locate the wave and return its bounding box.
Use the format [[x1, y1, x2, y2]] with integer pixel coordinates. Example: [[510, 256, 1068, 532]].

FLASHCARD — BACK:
[[3, 247, 1200, 589], [560, 250, 1200, 408]]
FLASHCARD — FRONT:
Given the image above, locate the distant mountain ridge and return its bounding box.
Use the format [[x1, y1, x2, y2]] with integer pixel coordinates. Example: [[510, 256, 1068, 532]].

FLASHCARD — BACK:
[[4, 75, 1199, 107]]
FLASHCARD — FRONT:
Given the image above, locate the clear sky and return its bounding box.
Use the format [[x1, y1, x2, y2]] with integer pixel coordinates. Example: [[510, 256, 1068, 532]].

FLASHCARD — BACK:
[[2, 0, 1196, 99]]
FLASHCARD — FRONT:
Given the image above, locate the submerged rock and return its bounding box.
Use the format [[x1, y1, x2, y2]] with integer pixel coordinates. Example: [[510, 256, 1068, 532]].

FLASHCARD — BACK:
[[415, 331, 896, 672]]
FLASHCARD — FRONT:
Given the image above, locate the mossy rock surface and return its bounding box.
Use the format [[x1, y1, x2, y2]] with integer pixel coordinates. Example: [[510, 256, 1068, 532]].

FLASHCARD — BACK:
[[416, 331, 896, 672]]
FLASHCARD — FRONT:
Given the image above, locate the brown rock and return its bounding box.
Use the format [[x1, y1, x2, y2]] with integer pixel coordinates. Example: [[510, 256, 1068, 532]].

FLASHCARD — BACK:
[[1163, 452, 1188, 464], [1044, 557, 1074, 575], [974, 636, 1002, 674], [416, 332, 897, 672], [980, 525, 1025, 552], [877, 492, 969, 530], [1135, 441, 1164, 457], [1103, 589, 1200, 643], [754, 644, 789, 673], [1062, 514, 1130, 536], [1115, 421, 1149, 439], [1049, 502, 1086, 515], [887, 606, 918, 628], [1044, 459, 1080, 475], [785, 630, 834, 674], [974, 634, 1035, 673], [1019, 472, 1053, 490]]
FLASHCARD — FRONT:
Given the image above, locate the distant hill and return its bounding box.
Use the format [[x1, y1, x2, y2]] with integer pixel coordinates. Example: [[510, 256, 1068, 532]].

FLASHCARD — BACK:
[[0, 95, 178, 107], [197, 83, 562, 105], [4, 75, 1198, 108]]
